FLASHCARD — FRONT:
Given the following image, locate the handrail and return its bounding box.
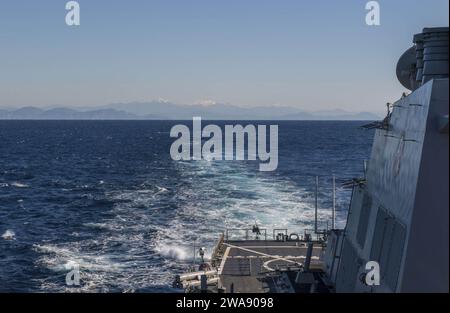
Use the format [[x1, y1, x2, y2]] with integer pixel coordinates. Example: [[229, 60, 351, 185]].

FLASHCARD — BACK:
[[272, 228, 288, 240], [223, 227, 329, 242], [210, 233, 224, 267], [225, 228, 267, 241]]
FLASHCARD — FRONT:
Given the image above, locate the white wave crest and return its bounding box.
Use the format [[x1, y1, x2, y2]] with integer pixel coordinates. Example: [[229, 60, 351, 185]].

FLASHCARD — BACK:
[[11, 182, 29, 188], [2, 230, 16, 240], [155, 245, 190, 260]]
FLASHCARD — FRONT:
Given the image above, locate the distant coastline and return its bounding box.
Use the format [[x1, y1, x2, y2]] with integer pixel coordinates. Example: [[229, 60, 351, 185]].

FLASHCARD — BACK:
[[0, 102, 381, 121]]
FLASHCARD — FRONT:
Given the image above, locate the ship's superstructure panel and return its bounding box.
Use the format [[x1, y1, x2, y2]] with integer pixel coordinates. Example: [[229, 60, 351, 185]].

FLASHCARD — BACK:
[[401, 79, 449, 292]]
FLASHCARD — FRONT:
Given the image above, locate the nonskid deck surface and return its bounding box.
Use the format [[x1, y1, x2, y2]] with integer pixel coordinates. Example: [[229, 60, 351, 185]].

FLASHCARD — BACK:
[[217, 240, 325, 293]]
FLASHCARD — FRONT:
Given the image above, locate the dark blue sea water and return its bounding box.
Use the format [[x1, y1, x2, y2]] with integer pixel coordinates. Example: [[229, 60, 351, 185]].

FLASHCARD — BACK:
[[0, 120, 374, 292]]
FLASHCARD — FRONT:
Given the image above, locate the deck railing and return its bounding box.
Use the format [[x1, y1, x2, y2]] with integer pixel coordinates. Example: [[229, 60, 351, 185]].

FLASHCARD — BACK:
[[224, 228, 268, 241], [224, 227, 327, 242]]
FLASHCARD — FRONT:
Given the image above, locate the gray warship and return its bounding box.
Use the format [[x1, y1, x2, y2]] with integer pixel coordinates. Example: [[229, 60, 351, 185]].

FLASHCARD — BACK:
[[173, 27, 449, 293]]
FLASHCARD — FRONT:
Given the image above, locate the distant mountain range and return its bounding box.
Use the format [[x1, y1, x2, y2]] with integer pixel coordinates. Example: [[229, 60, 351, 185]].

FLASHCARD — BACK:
[[0, 107, 160, 120], [0, 101, 381, 120]]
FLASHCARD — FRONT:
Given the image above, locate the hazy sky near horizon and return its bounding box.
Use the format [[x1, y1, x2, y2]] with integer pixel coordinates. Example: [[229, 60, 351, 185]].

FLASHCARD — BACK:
[[0, 0, 448, 114]]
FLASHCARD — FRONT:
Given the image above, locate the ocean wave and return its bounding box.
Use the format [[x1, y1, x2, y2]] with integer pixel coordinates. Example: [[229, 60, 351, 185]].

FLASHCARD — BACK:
[[33, 244, 123, 272], [2, 230, 16, 240], [83, 222, 111, 230], [155, 245, 190, 260], [155, 186, 168, 193], [10, 182, 29, 188]]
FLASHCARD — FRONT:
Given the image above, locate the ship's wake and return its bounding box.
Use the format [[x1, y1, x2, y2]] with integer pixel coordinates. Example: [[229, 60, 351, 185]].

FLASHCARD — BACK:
[[32, 159, 349, 292]]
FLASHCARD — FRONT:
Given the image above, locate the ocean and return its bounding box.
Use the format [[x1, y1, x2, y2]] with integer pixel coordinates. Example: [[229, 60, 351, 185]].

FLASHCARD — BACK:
[[0, 120, 374, 292]]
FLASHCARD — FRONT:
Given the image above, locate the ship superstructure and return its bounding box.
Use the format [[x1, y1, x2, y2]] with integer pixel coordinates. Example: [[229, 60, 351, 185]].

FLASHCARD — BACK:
[[174, 27, 449, 293]]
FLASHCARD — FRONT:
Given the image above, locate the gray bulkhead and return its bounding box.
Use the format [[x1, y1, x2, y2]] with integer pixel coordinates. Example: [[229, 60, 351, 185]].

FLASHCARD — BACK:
[[327, 78, 448, 293]]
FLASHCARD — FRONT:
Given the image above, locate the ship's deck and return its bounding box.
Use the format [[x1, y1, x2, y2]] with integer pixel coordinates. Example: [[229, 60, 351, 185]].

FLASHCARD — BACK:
[[216, 240, 325, 293]]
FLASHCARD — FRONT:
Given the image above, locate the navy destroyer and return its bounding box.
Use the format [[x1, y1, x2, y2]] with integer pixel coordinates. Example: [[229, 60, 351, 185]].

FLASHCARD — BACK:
[[173, 27, 449, 293]]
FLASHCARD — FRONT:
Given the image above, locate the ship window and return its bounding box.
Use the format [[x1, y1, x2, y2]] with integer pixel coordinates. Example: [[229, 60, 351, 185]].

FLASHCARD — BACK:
[[370, 208, 388, 261], [356, 192, 372, 248], [379, 215, 395, 278]]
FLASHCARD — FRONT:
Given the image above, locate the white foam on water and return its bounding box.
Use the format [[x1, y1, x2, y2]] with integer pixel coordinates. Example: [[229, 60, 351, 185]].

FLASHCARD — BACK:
[[83, 222, 120, 231], [33, 182, 179, 291], [33, 244, 123, 272], [10, 182, 29, 188], [32, 159, 351, 292], [2, 230, 16, 240], [151, 159, 336, 274], [155, 244, 190, 261], [155, 186, 168, 194]]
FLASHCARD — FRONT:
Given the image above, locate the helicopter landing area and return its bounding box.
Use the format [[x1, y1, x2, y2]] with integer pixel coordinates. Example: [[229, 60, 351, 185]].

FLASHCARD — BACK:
[[217, 240, 324, 293]]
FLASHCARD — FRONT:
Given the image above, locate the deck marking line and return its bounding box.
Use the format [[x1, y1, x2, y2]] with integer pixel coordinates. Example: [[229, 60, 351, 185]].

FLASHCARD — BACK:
[[223, 243, 301, 267], [217, 246, 230, 275]]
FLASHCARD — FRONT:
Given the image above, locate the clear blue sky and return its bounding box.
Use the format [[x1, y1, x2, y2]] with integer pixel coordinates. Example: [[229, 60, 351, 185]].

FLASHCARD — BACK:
[[0, 0, 448, 114]]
